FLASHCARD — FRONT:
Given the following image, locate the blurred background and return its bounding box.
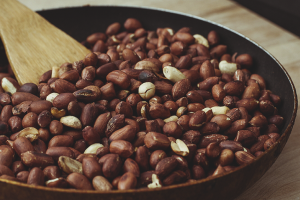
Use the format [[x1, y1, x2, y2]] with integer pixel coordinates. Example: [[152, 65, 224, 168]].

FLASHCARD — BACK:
[[15, 0, 300, 199], [18, 0, 300, 37], [235, 0, 300, 37]]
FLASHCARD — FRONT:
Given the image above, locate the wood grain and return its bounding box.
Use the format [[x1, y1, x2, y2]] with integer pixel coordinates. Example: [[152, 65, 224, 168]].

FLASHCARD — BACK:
[[12, 0, 300, 199], [0, 0, 90, 85]]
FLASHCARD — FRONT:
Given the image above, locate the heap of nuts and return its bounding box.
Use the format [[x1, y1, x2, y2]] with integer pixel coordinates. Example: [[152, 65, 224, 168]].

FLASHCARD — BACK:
[[0, 18, 284, 191]]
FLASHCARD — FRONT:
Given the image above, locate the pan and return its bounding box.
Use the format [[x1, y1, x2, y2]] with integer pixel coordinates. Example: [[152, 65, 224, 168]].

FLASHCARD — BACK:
[[0, 5, 297, 200]]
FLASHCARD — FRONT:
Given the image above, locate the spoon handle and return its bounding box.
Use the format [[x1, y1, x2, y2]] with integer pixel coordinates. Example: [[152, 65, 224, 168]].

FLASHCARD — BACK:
[[0, 0, 90, 85], [0, 0, 34, 40], [0, 0, 28, 21]]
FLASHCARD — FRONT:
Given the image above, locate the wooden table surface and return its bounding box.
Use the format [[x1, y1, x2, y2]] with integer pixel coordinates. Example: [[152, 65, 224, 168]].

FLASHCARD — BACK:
[[17, 0, 300, 199]]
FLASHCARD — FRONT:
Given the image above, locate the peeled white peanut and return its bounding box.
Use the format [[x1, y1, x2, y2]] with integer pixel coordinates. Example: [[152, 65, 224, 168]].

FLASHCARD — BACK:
[[148, 174, 162, 189], [202, 107, 212, 113], [165, 28, 174, 36], [60, 116, 82, 129], [193, 34, 209, 48], [163, 66, 186, 83], [84, 143, 104, 154], [46, 93, 59, 103], [139, 82, 155, 100], [164, 115, 178, 123], [176, 107, 187, 117], [1, 77, 17, 94], [219, 60, 237, 75], [211, 106, 230, 115], [171, 139, 189, 156], [111, 35, 121, 43], [17, 127, 39, 142], [140, 103, 149, 118]]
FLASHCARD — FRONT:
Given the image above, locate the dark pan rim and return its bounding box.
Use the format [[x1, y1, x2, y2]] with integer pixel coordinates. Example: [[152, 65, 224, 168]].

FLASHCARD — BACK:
[[0, 4, 298, 195]]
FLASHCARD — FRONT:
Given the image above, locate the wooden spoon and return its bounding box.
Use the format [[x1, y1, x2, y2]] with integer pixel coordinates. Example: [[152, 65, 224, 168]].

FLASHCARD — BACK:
[[0, 0, 90, 85]]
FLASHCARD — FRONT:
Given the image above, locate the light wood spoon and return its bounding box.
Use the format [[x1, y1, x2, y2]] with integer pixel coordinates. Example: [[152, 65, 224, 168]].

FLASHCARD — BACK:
[[0, 0, 90, 85]]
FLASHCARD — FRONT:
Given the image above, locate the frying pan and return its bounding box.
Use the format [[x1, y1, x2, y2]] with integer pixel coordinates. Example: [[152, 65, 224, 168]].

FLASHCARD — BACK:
[[0, 6, 297, 200]]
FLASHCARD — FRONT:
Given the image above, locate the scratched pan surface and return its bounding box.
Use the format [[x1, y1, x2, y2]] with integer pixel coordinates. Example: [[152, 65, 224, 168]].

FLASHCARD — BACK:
[[0, 6, 297, 200]]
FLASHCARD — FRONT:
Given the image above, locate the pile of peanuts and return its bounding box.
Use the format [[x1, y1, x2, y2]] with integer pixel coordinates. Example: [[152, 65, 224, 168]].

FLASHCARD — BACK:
[[0, 18, 284, 191]]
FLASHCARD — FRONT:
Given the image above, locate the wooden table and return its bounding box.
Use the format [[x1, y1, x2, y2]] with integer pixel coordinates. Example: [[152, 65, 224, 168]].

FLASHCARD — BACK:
[[17, 0, 300, 199]]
